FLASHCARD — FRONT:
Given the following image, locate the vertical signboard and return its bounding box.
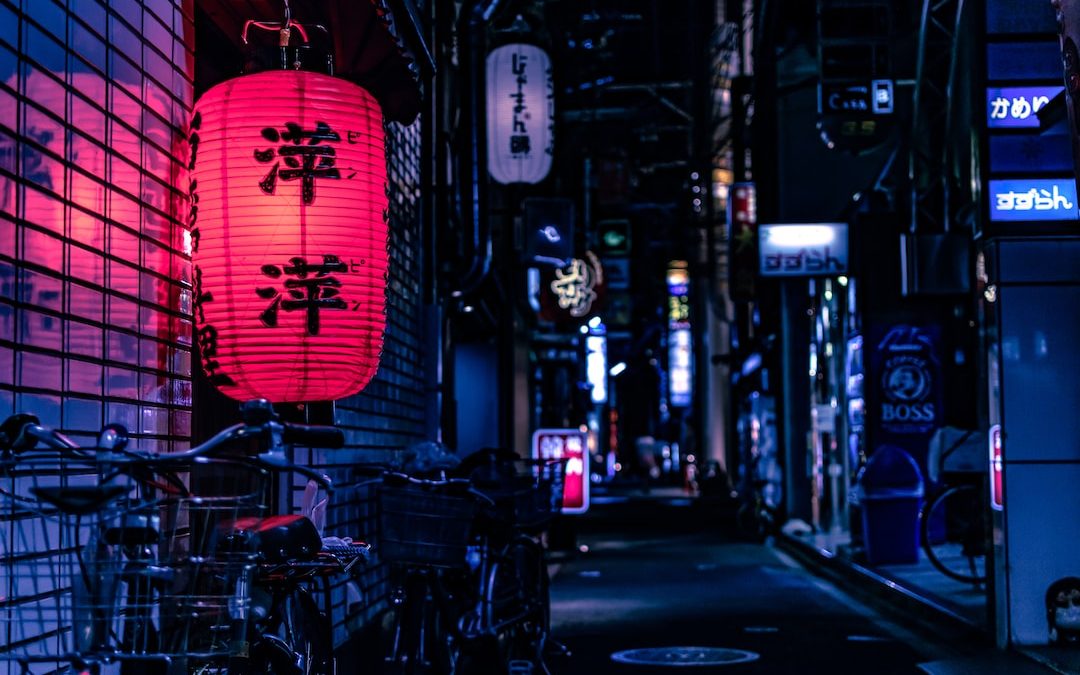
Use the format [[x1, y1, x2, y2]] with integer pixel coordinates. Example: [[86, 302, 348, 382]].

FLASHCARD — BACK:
[[667, 262, 692, 408], [866, 323, 944, 479], [586, 334, 608, 404], [534, 429, 590, 514], [729, 182, 757, 301]]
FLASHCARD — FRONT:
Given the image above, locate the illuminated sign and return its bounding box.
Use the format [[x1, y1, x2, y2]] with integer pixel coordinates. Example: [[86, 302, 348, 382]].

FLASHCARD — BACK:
[[533, 429, 589, 514], [988, 178, 1077, 221], [872, 79, 894, 114], [669, 328, 692, 408], [730, 182, 757, 301], [990, 424, 1003, 512], [667, 261, 690, 329], [549, 253, 604, 317], [821, 80, 895, 115], [597, 219, 631, 256], [985, 86, 1061, 128], [586, 335, 607, 404], [667, 261, 692, 407], [666, 261, 689, 296], [758, 223, 849, 277], [486, 44, 555, 184]]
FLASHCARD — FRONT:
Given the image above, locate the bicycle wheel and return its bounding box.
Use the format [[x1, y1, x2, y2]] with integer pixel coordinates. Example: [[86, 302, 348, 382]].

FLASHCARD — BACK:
[[382, 571, 460, 675], [464, 536, 549, 675], [919, 485, 988, 585], [249, 585, 334, 675]]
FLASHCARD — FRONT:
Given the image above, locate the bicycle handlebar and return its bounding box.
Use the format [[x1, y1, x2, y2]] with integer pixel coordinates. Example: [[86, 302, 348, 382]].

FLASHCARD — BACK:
[[283, 423, 344, 449], [0, 399, 345, 490], [380, 471, 497, 507]]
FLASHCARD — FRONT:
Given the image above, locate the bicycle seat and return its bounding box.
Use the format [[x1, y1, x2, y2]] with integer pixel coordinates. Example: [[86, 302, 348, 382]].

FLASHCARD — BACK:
[[104, 511, 161, 546], [232, 514, 323, 563], [30, 485, 128, 515], [0, 413, 41, 452]]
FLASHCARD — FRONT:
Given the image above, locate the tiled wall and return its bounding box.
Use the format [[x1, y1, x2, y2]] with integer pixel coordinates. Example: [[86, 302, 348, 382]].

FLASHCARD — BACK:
[[0, 0, 195, 448], [0, 0, 194, 663]]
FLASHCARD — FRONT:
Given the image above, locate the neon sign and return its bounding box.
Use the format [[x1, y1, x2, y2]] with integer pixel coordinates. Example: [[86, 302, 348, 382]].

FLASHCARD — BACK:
[[988, 178, 1077, 221], [985, 86, 1062, 128], [549, 253, 603, 317]]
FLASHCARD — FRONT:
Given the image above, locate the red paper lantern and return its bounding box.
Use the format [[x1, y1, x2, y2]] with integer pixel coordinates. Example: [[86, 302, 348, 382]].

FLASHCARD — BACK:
[[189, 70, 388, 403]]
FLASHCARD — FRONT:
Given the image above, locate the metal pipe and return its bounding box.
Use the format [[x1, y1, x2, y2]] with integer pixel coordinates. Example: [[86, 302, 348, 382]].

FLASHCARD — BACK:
[[455, 0, 504, 295]]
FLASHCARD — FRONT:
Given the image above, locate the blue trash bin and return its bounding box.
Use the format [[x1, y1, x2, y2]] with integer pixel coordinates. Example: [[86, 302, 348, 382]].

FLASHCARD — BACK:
[[855, 446, 924, 566]]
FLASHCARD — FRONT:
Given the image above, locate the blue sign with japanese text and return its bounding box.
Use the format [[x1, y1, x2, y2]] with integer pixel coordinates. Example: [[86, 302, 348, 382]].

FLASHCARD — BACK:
[[988, 178, 1078, 221], [986, 86, 1062, 128]]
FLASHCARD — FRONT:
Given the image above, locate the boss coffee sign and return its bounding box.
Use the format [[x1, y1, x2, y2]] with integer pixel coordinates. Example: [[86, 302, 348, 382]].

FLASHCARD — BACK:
[[758, 223, 849, 277], [869, 324, 943, 441]]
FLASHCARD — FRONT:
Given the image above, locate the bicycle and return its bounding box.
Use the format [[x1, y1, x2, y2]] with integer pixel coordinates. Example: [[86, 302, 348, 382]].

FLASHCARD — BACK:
[[373, 469, 486, 675], [452, 450, 565, 675], [918, 430, 988, 586], [0, 399, 366, 675], [372, 449, 565, 675]]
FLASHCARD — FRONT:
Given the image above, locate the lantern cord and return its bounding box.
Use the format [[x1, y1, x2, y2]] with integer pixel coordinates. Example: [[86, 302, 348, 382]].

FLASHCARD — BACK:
[[241, 20, 311, 46]]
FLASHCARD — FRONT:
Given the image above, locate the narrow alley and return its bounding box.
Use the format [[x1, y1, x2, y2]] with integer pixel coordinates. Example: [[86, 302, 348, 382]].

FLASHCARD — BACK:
[[548, 499, 1052, 675]]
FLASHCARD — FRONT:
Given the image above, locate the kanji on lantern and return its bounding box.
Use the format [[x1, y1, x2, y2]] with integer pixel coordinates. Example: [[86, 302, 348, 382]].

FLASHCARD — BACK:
[[255, 121, 342, 204], [256, 255, 350, 335]]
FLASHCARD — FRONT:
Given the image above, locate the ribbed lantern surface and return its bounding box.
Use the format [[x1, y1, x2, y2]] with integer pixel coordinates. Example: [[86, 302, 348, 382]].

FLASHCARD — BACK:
[[189, 70, 387, 402]]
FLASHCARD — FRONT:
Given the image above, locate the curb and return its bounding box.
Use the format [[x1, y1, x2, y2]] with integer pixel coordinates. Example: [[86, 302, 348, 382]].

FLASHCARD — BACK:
[[777, 532, 1073, 674], [777, 531, 986, 636]]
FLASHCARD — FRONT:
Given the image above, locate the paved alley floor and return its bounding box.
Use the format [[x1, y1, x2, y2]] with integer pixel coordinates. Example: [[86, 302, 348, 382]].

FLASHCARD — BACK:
[[546, 501, 1055, 675]]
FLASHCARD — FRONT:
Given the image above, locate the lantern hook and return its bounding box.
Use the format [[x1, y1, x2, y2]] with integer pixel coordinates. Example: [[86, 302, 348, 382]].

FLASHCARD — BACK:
[[241, 1, 328, 49], [242, 20, 310, 47]]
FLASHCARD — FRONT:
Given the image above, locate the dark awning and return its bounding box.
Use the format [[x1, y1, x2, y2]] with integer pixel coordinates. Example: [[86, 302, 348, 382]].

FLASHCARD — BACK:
[[197, 0, 429, 124]]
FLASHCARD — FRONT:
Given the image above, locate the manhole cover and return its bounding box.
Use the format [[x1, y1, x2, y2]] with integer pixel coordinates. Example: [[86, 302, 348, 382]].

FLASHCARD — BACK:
[[611, 647, 760, 667]]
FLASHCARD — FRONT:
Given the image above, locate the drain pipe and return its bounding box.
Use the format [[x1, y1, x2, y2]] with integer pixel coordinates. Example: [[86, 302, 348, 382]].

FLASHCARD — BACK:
[[454, 0, 503, 296]]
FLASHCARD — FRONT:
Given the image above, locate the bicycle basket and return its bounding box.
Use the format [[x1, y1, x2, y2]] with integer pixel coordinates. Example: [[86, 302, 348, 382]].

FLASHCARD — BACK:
[[471, 458, 566, 531], [111, 456, 270, 667], [0, 453, 140, 670], [377, 483, 476, 568]]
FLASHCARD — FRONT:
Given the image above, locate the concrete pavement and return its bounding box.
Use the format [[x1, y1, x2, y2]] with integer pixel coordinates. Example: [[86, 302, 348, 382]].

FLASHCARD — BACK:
[[546, 499, 1055, 675]]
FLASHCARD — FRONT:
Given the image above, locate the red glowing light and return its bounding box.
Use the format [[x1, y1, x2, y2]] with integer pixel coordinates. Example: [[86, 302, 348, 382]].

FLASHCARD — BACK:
[[190, 71, 388, 402], [990, 424, 1003, 511], [533, 429, 590, 514]]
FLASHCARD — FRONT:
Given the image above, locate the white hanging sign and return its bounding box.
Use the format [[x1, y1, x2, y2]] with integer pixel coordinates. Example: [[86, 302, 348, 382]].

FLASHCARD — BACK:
[[486, 43, 554, 184]]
